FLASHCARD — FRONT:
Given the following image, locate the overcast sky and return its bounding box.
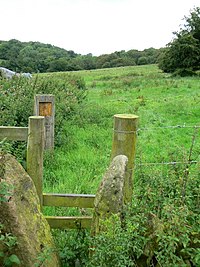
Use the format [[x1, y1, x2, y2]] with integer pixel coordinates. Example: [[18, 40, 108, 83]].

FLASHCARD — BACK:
[[1, 0, 199, 56]]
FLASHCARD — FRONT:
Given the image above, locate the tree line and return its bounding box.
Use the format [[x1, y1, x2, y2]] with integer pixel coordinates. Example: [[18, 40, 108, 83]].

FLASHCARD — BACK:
[[0, 7, 199, 76], [0, 39, 161, 73]]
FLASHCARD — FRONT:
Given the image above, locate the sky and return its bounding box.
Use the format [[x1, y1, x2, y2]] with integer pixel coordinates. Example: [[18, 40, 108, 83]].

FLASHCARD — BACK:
[[1, 0, 199, 56]]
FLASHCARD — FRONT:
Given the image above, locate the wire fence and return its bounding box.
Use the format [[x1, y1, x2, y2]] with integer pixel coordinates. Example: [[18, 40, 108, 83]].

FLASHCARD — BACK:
[[135, 160, 199, 167], [135, 124, 200, 167], [138, 125, 200, 131], [112, 93, 200, 104]]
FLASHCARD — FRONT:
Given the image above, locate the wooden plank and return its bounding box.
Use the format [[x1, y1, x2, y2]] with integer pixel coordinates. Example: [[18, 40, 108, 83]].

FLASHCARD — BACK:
[[0, 126, 28, 141], [45, 216, 92, 229], [43, 193, 95, 208]]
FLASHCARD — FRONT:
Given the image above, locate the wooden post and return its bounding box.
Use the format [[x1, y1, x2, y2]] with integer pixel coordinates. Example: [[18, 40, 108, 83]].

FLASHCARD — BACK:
[[111, 114, 139, 204], [27, 116, 45, 208], [34, 95, 55, 150]]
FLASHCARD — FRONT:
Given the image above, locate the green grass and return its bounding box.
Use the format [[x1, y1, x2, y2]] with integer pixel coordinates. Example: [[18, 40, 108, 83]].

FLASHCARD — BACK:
[[43, 64, 200, 196]]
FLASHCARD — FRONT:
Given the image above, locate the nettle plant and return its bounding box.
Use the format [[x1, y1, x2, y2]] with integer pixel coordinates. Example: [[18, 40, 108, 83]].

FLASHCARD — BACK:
[[0, 225, 20, 267]]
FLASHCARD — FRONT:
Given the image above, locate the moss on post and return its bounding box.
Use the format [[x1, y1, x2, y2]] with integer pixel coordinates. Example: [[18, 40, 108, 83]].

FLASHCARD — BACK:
[[27, 116, 45, 208], [111, 114, 139, 204]]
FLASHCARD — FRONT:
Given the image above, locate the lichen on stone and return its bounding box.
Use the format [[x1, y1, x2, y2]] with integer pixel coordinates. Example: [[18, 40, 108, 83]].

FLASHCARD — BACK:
[[0, 153, 60, 267]]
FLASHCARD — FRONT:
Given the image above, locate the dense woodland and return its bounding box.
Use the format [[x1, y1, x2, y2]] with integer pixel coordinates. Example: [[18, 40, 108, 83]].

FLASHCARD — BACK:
[[0, 39, 161, 73]]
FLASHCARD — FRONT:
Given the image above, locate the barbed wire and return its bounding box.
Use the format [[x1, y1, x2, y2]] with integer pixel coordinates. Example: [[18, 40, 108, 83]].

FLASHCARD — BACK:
[[138, 125, 200, 131], [133, 194, 200, 200], [111, 94, 200, 104], [135, 160, 199, 167], [113, 125, 200, 134]]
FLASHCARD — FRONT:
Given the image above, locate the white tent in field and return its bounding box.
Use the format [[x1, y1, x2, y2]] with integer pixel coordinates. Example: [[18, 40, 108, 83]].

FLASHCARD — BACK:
[[0, 67, 32, 79]]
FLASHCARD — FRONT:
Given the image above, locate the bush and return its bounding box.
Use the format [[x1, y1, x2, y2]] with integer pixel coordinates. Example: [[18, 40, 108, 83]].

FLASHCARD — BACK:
[[0, 74, 87, 160], [0, 74, 86, 138]]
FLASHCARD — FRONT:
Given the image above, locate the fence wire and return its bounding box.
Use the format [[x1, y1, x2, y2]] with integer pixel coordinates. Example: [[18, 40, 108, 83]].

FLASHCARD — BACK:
[[135, 160, 199, 167], [134, 124, 199, 168], [138, 125, 200, 132]]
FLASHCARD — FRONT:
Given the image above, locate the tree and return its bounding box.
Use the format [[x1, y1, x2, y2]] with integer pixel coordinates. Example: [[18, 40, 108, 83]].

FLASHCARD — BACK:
[[158, 7, 200, 75], [138, 56, 148, 65], [0, 39, 23, 71]]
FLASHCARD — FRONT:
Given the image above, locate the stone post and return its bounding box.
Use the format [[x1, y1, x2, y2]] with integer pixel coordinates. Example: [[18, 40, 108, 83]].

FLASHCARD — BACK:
[[91, 155, 129, 236]]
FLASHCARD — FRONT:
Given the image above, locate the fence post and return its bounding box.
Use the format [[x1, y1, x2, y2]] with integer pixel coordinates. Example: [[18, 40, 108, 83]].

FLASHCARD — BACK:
[[27, 116, 45, 209], [111, 114, 139, 204], [34, 94, 55, 150]]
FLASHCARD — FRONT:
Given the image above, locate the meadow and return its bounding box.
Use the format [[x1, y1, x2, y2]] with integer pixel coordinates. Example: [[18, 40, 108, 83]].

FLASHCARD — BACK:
[[43, 65, 199, 195], [1, 64, 200, 266]]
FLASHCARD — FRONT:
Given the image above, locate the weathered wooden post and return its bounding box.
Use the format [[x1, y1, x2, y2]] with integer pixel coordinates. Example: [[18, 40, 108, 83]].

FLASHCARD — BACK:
[[111, 114, 139, 204], [27, 116, 45, 208], [34, 95, 55, 150]]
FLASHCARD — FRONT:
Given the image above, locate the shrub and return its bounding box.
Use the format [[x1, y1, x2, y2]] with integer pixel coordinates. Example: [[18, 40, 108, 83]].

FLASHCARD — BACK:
[[0, 74, 87, 158]]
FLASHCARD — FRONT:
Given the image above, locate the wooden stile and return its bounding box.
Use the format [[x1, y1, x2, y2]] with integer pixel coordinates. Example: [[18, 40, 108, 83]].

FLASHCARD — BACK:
[[0, 112, 139, 231]]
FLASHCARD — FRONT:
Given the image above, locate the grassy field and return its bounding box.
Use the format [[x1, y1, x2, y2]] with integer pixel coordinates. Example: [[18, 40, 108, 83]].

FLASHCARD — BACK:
[[43, 64, 200, 196]]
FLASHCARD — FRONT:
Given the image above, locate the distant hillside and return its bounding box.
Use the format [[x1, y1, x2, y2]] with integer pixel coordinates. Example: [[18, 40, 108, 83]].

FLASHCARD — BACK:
[[0, 39, 163, 73]]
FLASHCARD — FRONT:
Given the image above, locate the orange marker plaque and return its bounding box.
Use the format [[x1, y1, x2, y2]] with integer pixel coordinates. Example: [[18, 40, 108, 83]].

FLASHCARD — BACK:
[[39, 102, 52, 116]]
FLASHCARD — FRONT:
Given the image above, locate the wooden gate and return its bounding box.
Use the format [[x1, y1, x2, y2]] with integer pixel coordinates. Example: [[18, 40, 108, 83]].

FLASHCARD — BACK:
[[0, 114, 138, 229]]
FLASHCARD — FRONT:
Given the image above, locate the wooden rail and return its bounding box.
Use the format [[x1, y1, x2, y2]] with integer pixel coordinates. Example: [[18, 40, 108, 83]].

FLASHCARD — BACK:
[[0, 126, 28, 141], [43, 193, 95, 208], [45, 216, 92, 229], [43, 193, 95, 229]]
